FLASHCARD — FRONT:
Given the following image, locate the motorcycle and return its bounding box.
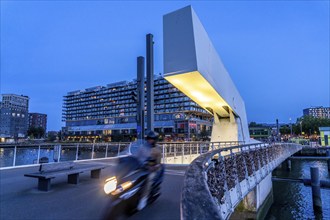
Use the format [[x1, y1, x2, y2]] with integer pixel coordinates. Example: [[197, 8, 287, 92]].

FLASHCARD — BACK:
[[102, 141, 164, 220]]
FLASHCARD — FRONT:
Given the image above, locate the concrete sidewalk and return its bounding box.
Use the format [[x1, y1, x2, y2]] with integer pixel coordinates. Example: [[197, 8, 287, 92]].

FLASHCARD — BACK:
[[0, 159, 186, 220]]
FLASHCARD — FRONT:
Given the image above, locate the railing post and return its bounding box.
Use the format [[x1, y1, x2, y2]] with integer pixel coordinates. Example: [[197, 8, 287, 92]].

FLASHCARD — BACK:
[[241, 148, 251, 190], [174, 144, 176, 158], [75, 144, 79, 161], [182, 144, 184, 164], [220, 154, 233, 213], [57, 145, 61, 162], [105, 144, 108, 158], [189, 143, 192, 156], [264, 144, 271, 172], [257, 144, 265, 178], [91, 143, 94, 160], [162, 144, 165, 164], [249, 145, 257, 183], [37, 145, 41, 164], [117, 143, 121, 156], [189, 143, 192, 162], [231, 148, 242, 200], [13, 146, 17, 167]]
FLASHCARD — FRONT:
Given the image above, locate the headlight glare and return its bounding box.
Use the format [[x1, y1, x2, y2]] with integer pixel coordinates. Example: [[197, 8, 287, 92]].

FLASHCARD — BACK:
[[104, 177, 117, 194]]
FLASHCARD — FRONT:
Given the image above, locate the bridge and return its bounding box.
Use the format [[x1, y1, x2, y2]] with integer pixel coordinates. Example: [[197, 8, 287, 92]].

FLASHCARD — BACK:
[[182, 143, 301, 219], [0, 5, 311, 220], [0, 142, 302, 219]]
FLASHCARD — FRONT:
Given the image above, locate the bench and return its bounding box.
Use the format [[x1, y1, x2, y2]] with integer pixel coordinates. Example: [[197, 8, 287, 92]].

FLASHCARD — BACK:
[[24, 162, 106, 191]]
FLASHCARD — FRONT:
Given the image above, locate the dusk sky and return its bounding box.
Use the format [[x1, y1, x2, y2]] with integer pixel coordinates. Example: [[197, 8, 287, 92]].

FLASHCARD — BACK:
[[1, 1, 329, 131]]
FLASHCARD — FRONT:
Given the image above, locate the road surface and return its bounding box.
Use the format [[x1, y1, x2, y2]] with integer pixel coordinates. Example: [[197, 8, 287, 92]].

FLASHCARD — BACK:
[[0, 159, 187, 220]]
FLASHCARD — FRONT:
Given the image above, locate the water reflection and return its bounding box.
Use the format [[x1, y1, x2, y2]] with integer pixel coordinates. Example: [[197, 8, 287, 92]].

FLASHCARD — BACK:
[[0, 148, 14, 167], [267, 160, 330, 219]]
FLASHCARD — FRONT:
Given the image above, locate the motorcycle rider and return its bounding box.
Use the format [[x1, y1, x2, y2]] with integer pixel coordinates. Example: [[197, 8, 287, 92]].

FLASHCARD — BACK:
[[136, 131, 162, 210]]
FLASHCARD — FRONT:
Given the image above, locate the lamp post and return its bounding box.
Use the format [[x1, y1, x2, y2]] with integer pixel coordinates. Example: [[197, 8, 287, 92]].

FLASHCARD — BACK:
[[300, 120, 303, 136], [289, 118, 292, 137]]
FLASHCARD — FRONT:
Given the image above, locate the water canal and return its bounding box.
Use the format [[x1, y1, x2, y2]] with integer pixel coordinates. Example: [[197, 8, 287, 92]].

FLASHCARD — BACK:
[[266, 159, 330, 219]]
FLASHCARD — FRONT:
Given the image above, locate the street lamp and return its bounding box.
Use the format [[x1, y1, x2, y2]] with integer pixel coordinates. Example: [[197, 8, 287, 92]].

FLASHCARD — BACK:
[[289, 118, 292, 137]]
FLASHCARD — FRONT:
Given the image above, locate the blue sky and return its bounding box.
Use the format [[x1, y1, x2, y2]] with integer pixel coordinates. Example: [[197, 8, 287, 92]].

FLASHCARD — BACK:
[[1, 1, 329, 131]]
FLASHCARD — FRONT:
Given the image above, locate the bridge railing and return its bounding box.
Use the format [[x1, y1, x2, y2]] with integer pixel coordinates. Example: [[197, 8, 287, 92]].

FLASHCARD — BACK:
[[0, 141, 242, 169], [0, 141, 243, 169], [161, 141, 243, 164], [181, 142, 302, 220], [0, 143, 130, 168]]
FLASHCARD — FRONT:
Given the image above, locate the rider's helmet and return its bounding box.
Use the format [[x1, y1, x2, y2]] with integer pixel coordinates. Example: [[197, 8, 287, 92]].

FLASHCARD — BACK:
[[145, 131, 159, 141]]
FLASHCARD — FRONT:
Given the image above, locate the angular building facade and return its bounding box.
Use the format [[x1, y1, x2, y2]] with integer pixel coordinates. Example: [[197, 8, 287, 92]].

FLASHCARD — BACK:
[[62, 76, 212, 142], [0, 94, 29, 139], [163, 6, 250, 143]]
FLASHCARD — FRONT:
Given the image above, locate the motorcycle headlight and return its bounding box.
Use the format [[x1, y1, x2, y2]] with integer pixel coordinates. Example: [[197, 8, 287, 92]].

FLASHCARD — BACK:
[[104, 177, 117, 194]]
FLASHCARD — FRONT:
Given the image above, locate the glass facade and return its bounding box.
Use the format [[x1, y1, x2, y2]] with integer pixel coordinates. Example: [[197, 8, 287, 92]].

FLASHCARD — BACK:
[[63, 76, 212, 142]]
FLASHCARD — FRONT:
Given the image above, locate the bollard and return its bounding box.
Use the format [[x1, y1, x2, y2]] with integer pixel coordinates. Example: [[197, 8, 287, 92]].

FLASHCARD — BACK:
[[326, 150, 330, 172], [287, 159, 291, 171], [310, 167, 322, 215]]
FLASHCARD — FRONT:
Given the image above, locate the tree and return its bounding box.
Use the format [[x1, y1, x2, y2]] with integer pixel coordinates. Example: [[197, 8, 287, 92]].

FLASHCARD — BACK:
[[27, 127, 38, 138], [47, 132, 58, 142], [295, 116, 330, 135], [36, 127, 45, 138], [279, 125, 291, 135], [249, 122, 262, 127], [27, 127, 45, 139]]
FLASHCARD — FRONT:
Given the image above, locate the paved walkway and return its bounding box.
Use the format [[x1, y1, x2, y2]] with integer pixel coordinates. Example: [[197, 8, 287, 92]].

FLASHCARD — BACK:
[[0, 159, 187, 220]]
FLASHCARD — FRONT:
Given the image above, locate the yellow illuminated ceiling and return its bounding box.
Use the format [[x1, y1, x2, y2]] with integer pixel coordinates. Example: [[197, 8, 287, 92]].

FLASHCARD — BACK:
[[165, 71, 233, 117]]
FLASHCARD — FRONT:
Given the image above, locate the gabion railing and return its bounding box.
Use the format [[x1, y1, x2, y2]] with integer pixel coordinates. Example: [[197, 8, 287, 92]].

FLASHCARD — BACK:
[[181, 143, 302, 220]]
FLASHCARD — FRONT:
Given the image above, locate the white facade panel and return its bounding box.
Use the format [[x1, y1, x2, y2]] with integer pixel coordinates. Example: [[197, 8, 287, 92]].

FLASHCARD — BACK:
[[163, 6, 197, 75], [163, 6, 250, 142]]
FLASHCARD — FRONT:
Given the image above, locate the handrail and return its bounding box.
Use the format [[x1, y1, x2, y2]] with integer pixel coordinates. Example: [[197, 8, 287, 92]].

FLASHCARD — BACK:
[[0, 141, 245, 169], [181, 143, 302, 220], [0, 140, 244, 146], [0, 142, 131, 148]]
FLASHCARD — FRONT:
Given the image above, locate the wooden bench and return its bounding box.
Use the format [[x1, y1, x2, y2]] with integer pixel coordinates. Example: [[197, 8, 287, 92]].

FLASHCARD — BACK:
[[24, 162, 106, 191]]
